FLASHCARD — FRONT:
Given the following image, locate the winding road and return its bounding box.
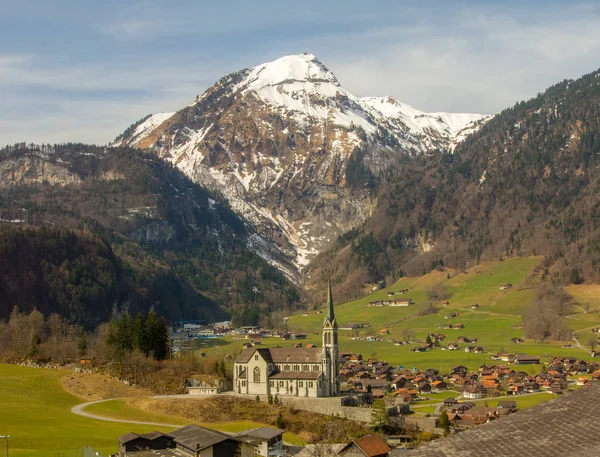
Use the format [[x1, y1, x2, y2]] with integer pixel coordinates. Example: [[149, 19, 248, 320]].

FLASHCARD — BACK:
[[70, 398, 181, 427]]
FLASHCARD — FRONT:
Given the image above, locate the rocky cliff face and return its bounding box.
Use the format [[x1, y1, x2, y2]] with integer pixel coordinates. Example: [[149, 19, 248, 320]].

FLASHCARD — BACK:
[[0, 152, 82, 187], [115, 53, 488, 271]]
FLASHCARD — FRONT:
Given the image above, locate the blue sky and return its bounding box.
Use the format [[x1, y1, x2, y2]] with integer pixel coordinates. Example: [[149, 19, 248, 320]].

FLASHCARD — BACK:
[[2, 0, 600, 145]]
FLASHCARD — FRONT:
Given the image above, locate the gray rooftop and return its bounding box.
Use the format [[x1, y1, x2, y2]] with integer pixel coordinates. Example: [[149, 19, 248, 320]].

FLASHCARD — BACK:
[[237, 427, 285, 440], [235, 347, 322, 364], [408, 383, 600, 457], [270, 370, 323, 380], [170, 424, 231, 451]]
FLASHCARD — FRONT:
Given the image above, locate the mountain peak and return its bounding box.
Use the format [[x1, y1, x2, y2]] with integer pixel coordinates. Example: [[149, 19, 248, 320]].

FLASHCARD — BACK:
[[238, 52, 340, 93]]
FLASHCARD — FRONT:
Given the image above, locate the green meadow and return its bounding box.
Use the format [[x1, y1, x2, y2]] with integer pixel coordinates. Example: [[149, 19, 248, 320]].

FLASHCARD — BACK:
[[0, 364, 175, 456], [473, 392, 556, 409], [270, 257, 600, 371], [0, 364, 302, 456]]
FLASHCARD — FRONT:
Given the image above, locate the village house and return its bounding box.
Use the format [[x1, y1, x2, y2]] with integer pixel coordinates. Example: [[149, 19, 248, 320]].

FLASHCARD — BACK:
[[337, 434, 392, 457], [118, 425, 270, 457], [497, 400, 517, 411], [431, 380, 447, 391], [235, 427, 285, 457], [296, 434, 392, 457], [443, 397, 458, 409], [187, 384, 219, 395], [463, 384, 483, 399]]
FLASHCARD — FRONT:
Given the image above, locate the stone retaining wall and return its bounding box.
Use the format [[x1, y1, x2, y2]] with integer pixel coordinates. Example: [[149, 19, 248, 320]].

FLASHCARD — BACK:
[[225, 393, 372, 422], [225, 393, 444, 433]]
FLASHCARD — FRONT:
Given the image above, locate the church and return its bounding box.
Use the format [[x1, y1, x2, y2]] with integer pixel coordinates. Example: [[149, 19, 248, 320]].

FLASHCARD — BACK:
[[233, 281, 340, 397]]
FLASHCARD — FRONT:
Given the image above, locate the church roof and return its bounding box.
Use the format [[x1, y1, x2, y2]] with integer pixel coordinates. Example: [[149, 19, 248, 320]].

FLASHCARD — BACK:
[[326, 278, 335, 322], [269, 371, 323, 380], [235, 347, 322, 364]]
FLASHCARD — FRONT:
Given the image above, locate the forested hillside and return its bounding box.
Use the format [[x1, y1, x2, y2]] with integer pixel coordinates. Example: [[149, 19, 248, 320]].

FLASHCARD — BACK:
[[0, 144, 301, 327], [312, 68, 600, 300]]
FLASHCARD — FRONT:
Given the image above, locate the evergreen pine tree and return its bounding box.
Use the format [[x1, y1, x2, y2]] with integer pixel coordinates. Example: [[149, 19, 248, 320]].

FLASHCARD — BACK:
[[77, 329, 88, 357], [133, 313, 148, 355], [439, 411, 451, 436], [370, 399, 389, 432]]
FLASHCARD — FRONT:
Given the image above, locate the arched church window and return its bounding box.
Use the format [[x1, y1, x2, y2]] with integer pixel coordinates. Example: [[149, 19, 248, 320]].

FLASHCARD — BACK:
[[253, 367, 261, 383]]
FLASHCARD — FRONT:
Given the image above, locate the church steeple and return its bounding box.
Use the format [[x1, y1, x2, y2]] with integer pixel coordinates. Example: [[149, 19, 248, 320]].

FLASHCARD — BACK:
[[322, 277, 340, 396], [326, 277, 336, 324]]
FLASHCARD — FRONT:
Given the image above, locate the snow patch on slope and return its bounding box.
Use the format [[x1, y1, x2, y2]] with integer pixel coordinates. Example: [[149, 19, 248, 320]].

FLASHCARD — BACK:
[[360, 96, 489, 150], [128, 112, 175, 147]]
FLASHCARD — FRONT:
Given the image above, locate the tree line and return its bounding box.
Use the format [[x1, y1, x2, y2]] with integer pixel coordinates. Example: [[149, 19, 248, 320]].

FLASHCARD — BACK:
[[106, 311, 169, 361], [0, 306, 169, 364]]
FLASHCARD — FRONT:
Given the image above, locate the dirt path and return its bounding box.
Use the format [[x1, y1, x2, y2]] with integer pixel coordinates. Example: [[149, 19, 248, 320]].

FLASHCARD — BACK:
[[571, 325, 599, 355], [70, 398, 180, 427]]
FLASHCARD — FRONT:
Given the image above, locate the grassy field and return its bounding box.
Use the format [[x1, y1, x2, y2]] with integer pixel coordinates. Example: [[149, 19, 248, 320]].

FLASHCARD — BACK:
[[199, 257, 600, 371], [473, 392, 556, 409], [84, 400, 303, 445], [0, 364, 304, 456], [0, 364, 174, 456]]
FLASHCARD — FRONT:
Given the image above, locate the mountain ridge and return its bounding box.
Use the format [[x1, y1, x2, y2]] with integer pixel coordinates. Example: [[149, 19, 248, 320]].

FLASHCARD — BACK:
[[0, 143, 302, 327], [310, 66, 600, 301], [114, 52, 489, 272]]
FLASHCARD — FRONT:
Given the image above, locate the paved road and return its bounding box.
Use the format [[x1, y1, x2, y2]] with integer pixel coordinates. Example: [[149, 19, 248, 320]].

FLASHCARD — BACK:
[[70, 398, 181, 427]]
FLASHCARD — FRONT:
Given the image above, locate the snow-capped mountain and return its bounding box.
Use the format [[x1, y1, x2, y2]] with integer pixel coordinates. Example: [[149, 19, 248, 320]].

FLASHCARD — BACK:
[[115, 53, 489, 272]]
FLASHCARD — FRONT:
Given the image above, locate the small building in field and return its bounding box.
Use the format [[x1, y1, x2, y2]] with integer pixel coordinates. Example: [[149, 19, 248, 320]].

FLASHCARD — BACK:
[[514, 354, 540, 365], [119, 432, 174, 455], [187, 386, 219, 395], [234, 427, 285, 457]]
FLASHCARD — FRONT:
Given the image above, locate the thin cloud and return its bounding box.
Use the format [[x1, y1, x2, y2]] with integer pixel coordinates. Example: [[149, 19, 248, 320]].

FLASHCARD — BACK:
[[1, 1, 600, 145]]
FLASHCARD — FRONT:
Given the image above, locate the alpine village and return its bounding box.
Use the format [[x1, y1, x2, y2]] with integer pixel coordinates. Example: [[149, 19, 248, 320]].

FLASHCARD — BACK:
[[3, 4, 600, 457]]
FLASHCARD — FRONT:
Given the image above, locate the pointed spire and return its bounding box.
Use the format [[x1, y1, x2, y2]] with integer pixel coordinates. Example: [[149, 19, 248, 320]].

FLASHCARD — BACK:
[[326, 277, 335, 322]]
